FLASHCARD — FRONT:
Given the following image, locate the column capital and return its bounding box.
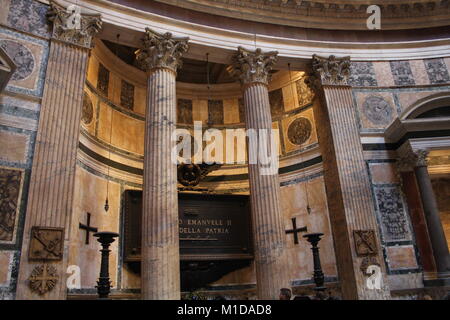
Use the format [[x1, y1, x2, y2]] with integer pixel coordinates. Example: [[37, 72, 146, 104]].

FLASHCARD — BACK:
[[135, 28, 189, 75], [398, 148, 429, 171], [47, 0, 102, 49], [230, 47, 278, 87], [307, 54, 351, 88]]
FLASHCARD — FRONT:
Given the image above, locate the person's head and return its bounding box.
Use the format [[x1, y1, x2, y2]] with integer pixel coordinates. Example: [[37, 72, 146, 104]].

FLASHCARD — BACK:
[[279, 288, 292, 300]]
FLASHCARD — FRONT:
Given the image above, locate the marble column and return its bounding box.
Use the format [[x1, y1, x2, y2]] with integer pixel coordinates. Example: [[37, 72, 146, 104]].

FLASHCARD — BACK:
[[135, 28, 189, 300], [231, 47, 288, 299], [308, 55, 390, 299], [16, 1, 101, 300], [400, 149, 450, 277]]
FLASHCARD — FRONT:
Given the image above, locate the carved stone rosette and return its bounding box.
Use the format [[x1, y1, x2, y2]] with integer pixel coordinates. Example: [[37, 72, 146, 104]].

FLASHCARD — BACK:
[[135, 28, 189, 74], [28, 264, 58, 295], [398, 149, 429, 171], [230, 47, 278, 87], [308, 54, 351, 88], [47, 1, 102, 49]]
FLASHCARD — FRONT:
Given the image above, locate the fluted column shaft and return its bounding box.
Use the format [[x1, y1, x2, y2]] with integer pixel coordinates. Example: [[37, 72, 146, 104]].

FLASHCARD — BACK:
[[243, 83, 288, 299], [231, 47, 288, 299], [17, 41, 88, 300], [141, 68, 180, 299], [16, 1, 101, 300], [309, 55, 390, 299], [136, 28, 189, 300]]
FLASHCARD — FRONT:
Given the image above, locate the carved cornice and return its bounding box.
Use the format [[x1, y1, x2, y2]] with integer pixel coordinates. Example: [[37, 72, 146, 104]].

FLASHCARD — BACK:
[[47, 1, 102, 49], [398, 149, 429, 171], [153, 0, 450, 30], [309, 54, 351, 87], [230, 47, 278, 87], [135, 28, 189, 74]]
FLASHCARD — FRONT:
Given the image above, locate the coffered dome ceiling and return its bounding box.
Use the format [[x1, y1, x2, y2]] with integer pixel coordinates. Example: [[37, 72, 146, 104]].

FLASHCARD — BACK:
[[149, 0, 450, 30]]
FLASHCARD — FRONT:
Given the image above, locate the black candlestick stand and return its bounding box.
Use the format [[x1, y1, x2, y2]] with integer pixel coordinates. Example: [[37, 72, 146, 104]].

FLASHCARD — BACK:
[[94, 231, 119, 300], [303, 232, 326, 297]]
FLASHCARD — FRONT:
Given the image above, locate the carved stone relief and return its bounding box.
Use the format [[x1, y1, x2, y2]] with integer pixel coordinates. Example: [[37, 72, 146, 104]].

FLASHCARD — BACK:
[[287, 117, 312, 146], [353, 230, 378, 256], [29, 227, 64, 261], [28, 264, 58, 295], [362, 95, 393, 126], [0, 168, 22, 242], [374, 187, 410, 241]]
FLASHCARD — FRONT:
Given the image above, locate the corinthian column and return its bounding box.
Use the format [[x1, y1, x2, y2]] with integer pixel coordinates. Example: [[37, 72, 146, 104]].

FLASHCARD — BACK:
[[399, 148, 450, 278], [135, 28, 189, 300], [16, 1, 101, 299], [308, 55, 390, 299], [231, 47, 288, 299]]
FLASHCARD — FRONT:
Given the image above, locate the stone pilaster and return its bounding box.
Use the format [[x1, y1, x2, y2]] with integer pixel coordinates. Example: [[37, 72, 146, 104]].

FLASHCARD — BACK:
[[231, 47, 289, 299], [136, 28, 189, 300], [399, 148, 450, 277], [308, 55, 390, 299], [16, 1, 101, 299]]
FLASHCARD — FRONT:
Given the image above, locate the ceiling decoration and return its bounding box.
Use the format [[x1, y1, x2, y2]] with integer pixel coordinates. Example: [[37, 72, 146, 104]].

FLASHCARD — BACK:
[[152, 0, 450, 30]]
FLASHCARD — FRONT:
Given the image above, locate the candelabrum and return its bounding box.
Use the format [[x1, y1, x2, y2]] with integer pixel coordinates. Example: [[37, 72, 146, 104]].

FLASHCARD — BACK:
[[303, 233, 326, 294], [94, 231, 119, 299]]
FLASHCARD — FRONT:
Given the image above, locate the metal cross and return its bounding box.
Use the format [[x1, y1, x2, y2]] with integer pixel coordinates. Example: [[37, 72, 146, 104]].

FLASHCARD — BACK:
[[79, 212, 98, 245], [285, 217, 307, 245]]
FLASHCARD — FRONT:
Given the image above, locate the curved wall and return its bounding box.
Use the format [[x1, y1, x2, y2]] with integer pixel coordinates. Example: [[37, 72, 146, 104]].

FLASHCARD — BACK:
[[69, 37, 337, 296]]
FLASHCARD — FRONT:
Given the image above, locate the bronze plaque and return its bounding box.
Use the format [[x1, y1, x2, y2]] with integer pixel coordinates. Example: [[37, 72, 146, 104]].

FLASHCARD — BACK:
[[123, 191, 253, 262], [29, 227, 64, 261]]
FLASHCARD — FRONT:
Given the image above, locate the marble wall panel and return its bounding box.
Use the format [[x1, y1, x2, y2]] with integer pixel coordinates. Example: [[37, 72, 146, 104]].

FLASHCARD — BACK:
[[409, 60, 430, 85], [0, 130, 29, 164], [192, 99, 208, 125], [207, 99, 224, 125], [269, 88, 284, 118], [373, 185, 411, 242], [120, 80, 134, 111], [282, 81, 299, 112], [369, 163, 399, 184], [0, 251, 13, 286], [0, 167, 23, 243], [177, 98, 193, 124], [355, 92, 397, 129], [390, 61, 415, 86], [0, 28, 48, 96], [386, 246, 418, 270], [223, 98, 239, 124], [372, 62, 395, 87], [6, 0, 51, 38], [424, 58, 450, 84], [348, 62, 377, 87]]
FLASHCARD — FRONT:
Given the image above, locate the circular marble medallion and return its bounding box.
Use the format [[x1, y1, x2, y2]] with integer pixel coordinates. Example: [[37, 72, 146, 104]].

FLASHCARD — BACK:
[[287, 117, 312, 145], [82, 93, 94, 125], [0, 40, 34, 81], [363, 96, 393, 126]]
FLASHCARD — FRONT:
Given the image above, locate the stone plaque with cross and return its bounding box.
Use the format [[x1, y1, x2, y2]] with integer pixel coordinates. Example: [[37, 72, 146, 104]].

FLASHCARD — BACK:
[[79, 212, 98, 245], [285, 217, 307, 245], [28, 227, 64, 261], [353, 230, 378, 256], [28, 264, 58, 295]]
